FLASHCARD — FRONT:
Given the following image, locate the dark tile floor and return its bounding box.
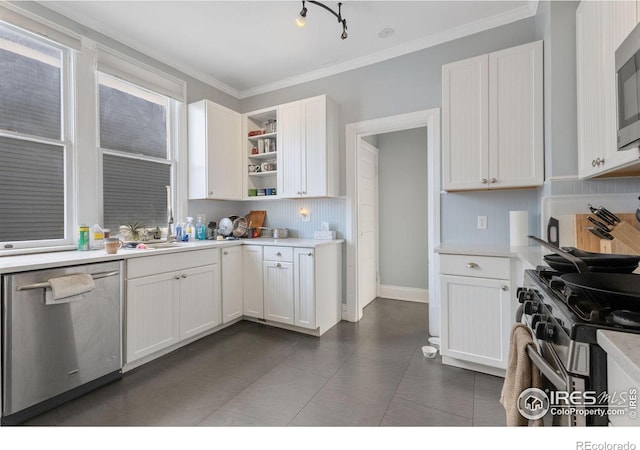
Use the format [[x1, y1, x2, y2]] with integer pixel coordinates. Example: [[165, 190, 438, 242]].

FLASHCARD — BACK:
[[24, 298, 506, 427]]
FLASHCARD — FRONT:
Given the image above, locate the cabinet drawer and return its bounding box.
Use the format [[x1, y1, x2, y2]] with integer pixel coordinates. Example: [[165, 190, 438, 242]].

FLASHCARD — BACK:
[[127, 248, 220, 279], [440, 254, 510, 279], [263, 246, 293, 262]]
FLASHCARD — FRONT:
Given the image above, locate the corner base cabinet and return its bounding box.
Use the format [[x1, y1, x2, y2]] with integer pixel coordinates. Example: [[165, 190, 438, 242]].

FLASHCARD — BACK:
[[252, 243, 342, 336], [439, 253, 513, 376]]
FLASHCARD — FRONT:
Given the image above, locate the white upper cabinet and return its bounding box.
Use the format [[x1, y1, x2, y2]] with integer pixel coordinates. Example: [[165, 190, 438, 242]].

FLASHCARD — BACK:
[[188, 100, 242, 200], [576, 0, 640, 178], [277, 95, 339, 198], [442, 41, 543, 191]]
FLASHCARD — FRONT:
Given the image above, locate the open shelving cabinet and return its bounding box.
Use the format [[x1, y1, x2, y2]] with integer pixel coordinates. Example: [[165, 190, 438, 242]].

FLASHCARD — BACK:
[[244, 107, 279, 200]]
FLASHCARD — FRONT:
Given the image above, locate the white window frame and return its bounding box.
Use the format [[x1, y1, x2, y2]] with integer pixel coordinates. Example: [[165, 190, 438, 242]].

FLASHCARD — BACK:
[[0, 21, 76, 252], [97, 72, 179, 236]]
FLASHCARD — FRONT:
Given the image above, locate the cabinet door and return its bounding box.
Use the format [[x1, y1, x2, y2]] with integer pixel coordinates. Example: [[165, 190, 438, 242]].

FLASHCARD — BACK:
[[263, 260, 294, 324], [301, 97, 327, 197], [188, 100, 242, 200], [278, 101, 303, 198], [294, 248, 316, 329], [222, 247, 243, 323], [179, 264, 221, 339], [440, 275, 511, 369], [126, 272, 180, 363], [442, 54, 489, 191], [577, 1, 639, 178], [243, 245, 264, 318], [489, 41, 543, 188]]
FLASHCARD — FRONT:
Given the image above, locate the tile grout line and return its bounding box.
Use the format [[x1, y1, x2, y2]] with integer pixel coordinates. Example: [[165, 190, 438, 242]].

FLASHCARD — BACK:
[[286, 328, 376, 425], [376, 341, 423, 426]]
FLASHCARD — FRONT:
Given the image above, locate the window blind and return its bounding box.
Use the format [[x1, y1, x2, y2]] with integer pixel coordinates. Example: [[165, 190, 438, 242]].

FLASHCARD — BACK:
[[102, 154, 170, 234], [0, 137, 64, 241]]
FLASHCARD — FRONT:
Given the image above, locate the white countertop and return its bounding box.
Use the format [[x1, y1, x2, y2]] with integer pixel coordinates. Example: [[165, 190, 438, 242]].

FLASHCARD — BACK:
[[0, 238, 344, 274], [597, 330, 640, 384], [435, 243, 547, 270]]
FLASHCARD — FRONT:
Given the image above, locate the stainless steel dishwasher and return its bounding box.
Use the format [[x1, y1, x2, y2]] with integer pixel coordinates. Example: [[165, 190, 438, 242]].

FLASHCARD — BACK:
[[2, 260, 123, 425]]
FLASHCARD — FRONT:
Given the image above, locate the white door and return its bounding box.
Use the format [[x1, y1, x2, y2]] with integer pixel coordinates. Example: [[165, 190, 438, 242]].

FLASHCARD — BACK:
[[126, 272, 180, 364], [263, 261, 294, 324], [488, 41, 543, 189], [179, 264, 221, 339], [294, 248, 316, 329], [440, 275, 511, 369], [357, 138, 379, 314], [302, 96, 327, 197], [442, 54, 489, 190], [243, 245, 264, 318], [206, 101, 242, 199], [278, 100, 303, 198], [222, 247, 243, 323]]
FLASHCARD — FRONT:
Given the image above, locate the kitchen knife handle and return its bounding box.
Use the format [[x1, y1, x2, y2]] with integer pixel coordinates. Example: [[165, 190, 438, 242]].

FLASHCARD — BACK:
[[587, 216, 611, 231]]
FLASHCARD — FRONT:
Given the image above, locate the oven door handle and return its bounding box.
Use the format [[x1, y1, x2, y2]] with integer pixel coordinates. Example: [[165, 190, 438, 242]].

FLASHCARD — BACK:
[[526, 344, 567, 391]]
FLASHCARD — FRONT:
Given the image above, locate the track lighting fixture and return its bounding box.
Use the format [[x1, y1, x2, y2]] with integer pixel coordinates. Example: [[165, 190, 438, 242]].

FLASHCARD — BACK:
[[295, 1, 348, 40]]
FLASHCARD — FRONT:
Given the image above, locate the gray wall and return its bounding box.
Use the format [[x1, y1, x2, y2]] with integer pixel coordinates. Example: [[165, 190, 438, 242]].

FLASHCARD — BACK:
[[377, 128, 428, 289]]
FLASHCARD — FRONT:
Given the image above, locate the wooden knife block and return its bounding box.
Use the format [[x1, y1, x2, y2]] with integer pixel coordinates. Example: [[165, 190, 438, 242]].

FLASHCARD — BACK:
[[600, 221, 640, 255], [573, 213, 640, 255]]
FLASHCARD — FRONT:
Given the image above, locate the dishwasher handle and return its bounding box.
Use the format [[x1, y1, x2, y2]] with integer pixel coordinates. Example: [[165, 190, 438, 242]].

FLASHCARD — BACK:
[[16, 271, 119, 292]]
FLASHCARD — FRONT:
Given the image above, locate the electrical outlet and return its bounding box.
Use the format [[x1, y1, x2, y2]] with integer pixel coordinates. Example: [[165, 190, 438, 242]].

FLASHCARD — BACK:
[[477, 216, 487, 229]]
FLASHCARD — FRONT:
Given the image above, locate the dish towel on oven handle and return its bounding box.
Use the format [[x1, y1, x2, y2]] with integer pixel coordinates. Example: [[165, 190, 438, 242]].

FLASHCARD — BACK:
[[500, 323, 543, 426], [48, 273, 95, 300]]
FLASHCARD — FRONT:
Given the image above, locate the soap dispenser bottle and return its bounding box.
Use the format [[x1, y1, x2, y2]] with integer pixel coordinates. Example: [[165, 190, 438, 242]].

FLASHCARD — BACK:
[[196, 214, 206, 240]]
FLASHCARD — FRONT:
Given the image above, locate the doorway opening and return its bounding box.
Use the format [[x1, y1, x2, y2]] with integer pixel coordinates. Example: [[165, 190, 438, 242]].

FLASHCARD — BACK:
[[345, 109, 441, 336]]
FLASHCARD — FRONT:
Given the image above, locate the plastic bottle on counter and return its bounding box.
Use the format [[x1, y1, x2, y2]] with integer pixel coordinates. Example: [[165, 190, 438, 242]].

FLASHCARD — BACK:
[[185, 217, 194, 241], [91, 224, 105, 250], [175, 223, 183, 241], [195, 215, 206, 240], [77, 224, 90, 251]]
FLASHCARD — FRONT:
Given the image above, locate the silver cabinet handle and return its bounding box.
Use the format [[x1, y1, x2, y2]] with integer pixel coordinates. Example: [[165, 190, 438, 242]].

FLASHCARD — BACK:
[[466, 263, 479, 269], [175, 276, 181, 280], [501, 285, 509, 291], [209, 191, 213, 195], [223, 251, 229, 255], [275, 252, 282, 256], [307, 252, 313, 257], [302, 191, 307, 195], [181, 274, 187, 279], [275, 262, 281, 267], [481, 178, 488, 184], [490, 178, 497, 183], [592, 159, 596, 167]]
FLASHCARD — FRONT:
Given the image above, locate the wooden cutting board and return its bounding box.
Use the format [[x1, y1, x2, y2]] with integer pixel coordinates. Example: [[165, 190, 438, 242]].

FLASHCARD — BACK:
[[246, 210, 266, 236]]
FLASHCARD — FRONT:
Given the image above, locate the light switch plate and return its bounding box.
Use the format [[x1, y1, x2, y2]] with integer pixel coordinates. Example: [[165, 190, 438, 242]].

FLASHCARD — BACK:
[[477, 216, 487, 229]]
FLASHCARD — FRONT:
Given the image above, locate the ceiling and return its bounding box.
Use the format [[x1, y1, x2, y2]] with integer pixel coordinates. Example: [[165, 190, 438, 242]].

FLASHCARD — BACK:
[[43, 1, 539, 99]]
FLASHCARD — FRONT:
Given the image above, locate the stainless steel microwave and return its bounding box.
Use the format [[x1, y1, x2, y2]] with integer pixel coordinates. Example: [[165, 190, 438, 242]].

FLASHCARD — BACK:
[[616, 22, 640, 150]]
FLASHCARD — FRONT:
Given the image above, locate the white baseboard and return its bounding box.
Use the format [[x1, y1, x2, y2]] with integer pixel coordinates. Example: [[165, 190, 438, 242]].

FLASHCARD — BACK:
[[378, 285, 429, 303]]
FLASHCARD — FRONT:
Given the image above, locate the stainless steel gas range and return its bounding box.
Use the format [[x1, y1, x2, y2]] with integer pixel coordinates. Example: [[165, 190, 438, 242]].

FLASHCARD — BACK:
[[517, 266, 640, 426]]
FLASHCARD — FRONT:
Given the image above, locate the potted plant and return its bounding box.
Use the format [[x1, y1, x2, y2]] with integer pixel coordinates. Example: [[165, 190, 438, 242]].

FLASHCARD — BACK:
[[121, 220, 146, 241]]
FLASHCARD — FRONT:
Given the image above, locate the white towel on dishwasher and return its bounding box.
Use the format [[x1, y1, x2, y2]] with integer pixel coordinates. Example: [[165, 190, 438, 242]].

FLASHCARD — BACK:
[[48, 274, 95, 300]]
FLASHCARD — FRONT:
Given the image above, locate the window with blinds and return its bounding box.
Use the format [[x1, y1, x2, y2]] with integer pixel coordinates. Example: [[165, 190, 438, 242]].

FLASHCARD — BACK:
[[99, 73, 173, 236], [0, 23, 69, 245]]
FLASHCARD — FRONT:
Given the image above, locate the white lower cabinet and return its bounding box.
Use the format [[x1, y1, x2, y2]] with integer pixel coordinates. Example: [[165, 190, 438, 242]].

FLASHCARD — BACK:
[[243, 245, 264, 318], [179, 265, 221, 338], [263, 260, 295, 325], [125, 249, 221, 365], [294, 248, 316, 329], [221, 246, 243, 323], [440, 254, 512, 376]]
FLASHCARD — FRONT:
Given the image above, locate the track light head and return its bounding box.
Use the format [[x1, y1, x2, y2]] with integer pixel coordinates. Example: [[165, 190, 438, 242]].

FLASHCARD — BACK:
[[294, 1, 349, 40]]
